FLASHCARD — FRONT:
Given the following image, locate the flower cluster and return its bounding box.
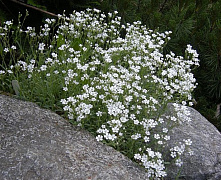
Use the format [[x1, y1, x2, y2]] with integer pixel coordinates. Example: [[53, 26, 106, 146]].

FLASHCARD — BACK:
[[0, 9, 199, 179]]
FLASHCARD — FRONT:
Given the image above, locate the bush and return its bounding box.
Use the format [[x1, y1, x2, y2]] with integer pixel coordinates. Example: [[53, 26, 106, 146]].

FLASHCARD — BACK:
[[0, 9, 199, 178]]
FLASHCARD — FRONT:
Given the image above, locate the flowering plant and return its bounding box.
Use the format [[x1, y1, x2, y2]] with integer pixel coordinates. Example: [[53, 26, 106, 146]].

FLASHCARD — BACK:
[[0, 9, 199, 178]]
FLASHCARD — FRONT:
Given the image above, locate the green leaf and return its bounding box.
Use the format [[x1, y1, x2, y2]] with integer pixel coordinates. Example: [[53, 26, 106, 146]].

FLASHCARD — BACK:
[[70, 38, 82, 51], [0, 42, 3, 57], [57, 34, 65, 48], [12, 80, 20, 96], [27, 0, 47, 11]]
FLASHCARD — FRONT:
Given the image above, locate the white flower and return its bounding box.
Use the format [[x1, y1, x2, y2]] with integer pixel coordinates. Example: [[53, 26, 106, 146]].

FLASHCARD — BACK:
[[158, 141, 163, 145], [27, 64, 34, 72], [144, 136, 150, 142], [83, 47, 87, 51], [0, 70, 5, 74], [5, 21, 13, 26], [30, 59, 35, 64], [40, 65, 47, 71], [69, 48, 74, 53], [189, 102, 194, 106], [108, 12, 112, 17], [171, 151, 177, 158], [60, 99, 68, 105], [131, 133, 141, 140], [63, 87, 68, 91], [162, 128, 168, 133], [96, 111, 102, 117], [7, 70, 13, 74], [171, 116, 177, 121], [182, 101, 187, 105], [175, 158, 183, 167], [38, 43, 45, 51], [184, 139, 192, 146], [147, 149, 155, 158], [54, 70, 59, 74], [45, 58, 53, 64], [164, 135, 170, 141], [51, 52, 58, 58], [96, 135, 103, 141], [11, 45, 16, 50], [58, 44, 67, 50], [4, 48, 9, 53], [154, 134, 160, 140], [158, 118, 164, 123], [134, 153, 141, 160], [23, 9, 201, 177], [133, 120, 139, 125]]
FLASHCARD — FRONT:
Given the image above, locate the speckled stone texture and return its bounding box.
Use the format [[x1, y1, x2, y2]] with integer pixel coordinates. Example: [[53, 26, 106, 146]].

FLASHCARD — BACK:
[[1, 95, 221, 180], [0, 95, 149, 180], [164, 104, 221, 180]]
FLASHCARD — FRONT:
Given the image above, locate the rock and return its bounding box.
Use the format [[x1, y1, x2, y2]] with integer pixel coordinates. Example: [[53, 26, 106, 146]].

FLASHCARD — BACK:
[[0, 95, 149, 180], [164, 103, 221, 180], [1, 95, 221, 180]]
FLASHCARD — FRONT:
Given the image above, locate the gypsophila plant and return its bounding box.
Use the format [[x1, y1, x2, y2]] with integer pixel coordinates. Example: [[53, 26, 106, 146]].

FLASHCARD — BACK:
[[0, 8, 199, 179]]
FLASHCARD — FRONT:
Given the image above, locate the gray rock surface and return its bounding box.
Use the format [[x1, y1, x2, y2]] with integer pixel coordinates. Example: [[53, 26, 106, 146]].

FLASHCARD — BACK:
[[0, 95, 149, 180], [164, 104, 221, 180], [1, 95, 221, 180]]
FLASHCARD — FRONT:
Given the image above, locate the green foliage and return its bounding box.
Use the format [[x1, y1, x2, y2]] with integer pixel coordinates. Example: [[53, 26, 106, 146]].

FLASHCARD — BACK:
[[0, 0, 221, 131], [27, 0, 47, 10], [0, 10, 198, 177], [99, 0, 221, 131]]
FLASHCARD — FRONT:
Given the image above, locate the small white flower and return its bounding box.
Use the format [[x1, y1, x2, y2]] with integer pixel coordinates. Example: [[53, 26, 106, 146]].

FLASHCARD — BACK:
[[184, 139, 192, 146], [63, 87, 68, 91], [133, 120, 139, 125], [158, 118, 164, 123], [154, 134, 160, 140], [4, 48, 9, 53], [0, 70, 5, 74], [96, 135, 103, 141], [144, 136, 150, 142], [164, 135, 170, 141], [162, 128, 168, 133], [175, 158, 183, 167], [171, 116, 177, 121], [51, 52, 58, 58], [134, 153, 141, 160], [40, 65, 47, 71], [96, 111, 103, 117], [69, 48, 74, 53], [54, 70, 59, 74], [38, 43, 45, 51], [131, 133, 141, 140], [158, 141, 163, 145], [5, 21, 13, 26], [60, 99, 68, 105], [30, 59, 35, 64], [147, 149, 155, 158], [7, 70, 13, 74], [11, 45, 16, 50], [170, 151, 176, 158], [182, 101, 187, 105]]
